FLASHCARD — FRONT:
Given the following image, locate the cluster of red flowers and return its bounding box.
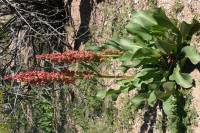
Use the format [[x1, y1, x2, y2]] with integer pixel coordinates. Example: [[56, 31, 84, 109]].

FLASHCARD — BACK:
[[36, 51, 99, 63], [4, 50, 101, 85], [4, 70, 95, 85], [4, 71, 75, 85]]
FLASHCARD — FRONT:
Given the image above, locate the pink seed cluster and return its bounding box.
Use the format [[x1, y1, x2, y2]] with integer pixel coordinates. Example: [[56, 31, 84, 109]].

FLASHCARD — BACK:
[[36, 51, 98, 63], [4, 71, 75, 85], [4, 70, 95, 85]]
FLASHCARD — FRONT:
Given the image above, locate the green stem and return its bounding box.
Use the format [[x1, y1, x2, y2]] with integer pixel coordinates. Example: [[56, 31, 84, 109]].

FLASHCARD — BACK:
[[97, 74, 134, 79], [98, 54, 123, 58]]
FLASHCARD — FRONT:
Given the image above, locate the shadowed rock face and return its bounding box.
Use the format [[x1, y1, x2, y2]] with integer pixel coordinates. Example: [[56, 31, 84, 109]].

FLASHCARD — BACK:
[[74, 0, 93, 50], [96, 0, 104, 3], [64, 0, 105, 50], [73, 0, 104, 50]]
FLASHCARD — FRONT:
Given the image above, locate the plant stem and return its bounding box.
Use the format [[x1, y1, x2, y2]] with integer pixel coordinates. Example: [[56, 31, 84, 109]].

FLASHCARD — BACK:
[[98, 54, 123, 58], [97, 74, 134, 79]]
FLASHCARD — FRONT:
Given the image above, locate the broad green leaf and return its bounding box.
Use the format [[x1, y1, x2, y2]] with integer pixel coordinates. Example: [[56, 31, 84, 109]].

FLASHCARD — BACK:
[[169, 65, 193, 88], [126, 10, 155, 41], [119, 39, 154, 58], [157, 91, 172, 101], [135, 68, 157, 78], [152, 8, 178, 33], [181, 46, 200, 65], [116, 40, 160, 59], [97, 86, 130, 100], [148, 91, 157, 107], [96, 89, 120, 100], [149, 25, 168, 35], [136, 68, 163, 81], [126, 8, 179, 39], [119, 39, 153, 56], [180, 19, 200, 41], [156, 82, 176, 100], [148, 83, 159, 90], [162, 82, 176, 92], [139, 78, 154, 87], [134, 57, 160, 67], [131, 68, 163, 87], [119, 39, 136, 51], [156, 39, 177, 54], [119, 53, 134, 62], [133, 47, 160, 58], [131, 10, 158, 27], [126, 22, 152, 41]]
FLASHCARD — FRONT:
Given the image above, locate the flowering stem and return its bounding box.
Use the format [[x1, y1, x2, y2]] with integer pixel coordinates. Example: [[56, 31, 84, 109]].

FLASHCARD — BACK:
[[96, 74, 134, 79], [98, 54, 123, 58]]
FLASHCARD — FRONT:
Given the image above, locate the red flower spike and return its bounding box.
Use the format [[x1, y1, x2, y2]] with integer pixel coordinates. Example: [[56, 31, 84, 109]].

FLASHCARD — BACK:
[[36, 51, 99, 64], [4, 71, 75, 85]]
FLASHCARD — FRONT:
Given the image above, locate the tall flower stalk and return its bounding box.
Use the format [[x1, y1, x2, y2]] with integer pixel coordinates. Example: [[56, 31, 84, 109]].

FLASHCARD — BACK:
[[4, 71, 75, 85], [35, 51, 100, 63]]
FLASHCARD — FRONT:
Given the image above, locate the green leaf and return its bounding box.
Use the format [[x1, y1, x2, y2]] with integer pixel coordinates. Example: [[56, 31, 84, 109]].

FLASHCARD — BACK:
[[163, 81, 176, 92], [96, 89, 119, 99], [156, 39, 177, 54], [134, 57, 160, 67], [118, 39, 156, 57], [169, 65, 193, 88], [119, 39, 136, 51], [96, 90, 107, 99], [163, 95, 177, 117], [156, 82, 176, 100], [105, 39, 122, 50], [126, 8, 179, 40], [131, 94, 147, 108], [148, 91, 157, 107], [136, 68, 156, 78], [133, 47, 160, 58], [137, 68, 163, 81], [181, 46, 200, 65], [126, 9, 157, 41], [119, 53, 133, 61], [180, 19, 200, 41], [149, 25, 168, 36], [106, 89, 121, 101], [130, 10, 158, 27], [119, 64, 136, 73], [152, 8, 178, 33], [131, 68, 164, 88], [96, 86, 130, 100], [126, 22, 153, 41]]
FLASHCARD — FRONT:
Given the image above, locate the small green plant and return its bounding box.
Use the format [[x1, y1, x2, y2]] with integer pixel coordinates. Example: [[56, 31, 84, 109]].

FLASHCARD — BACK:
[[97, 8, 200, 133], [173, 0, 184, 15], [0, 90, 11, 133]]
